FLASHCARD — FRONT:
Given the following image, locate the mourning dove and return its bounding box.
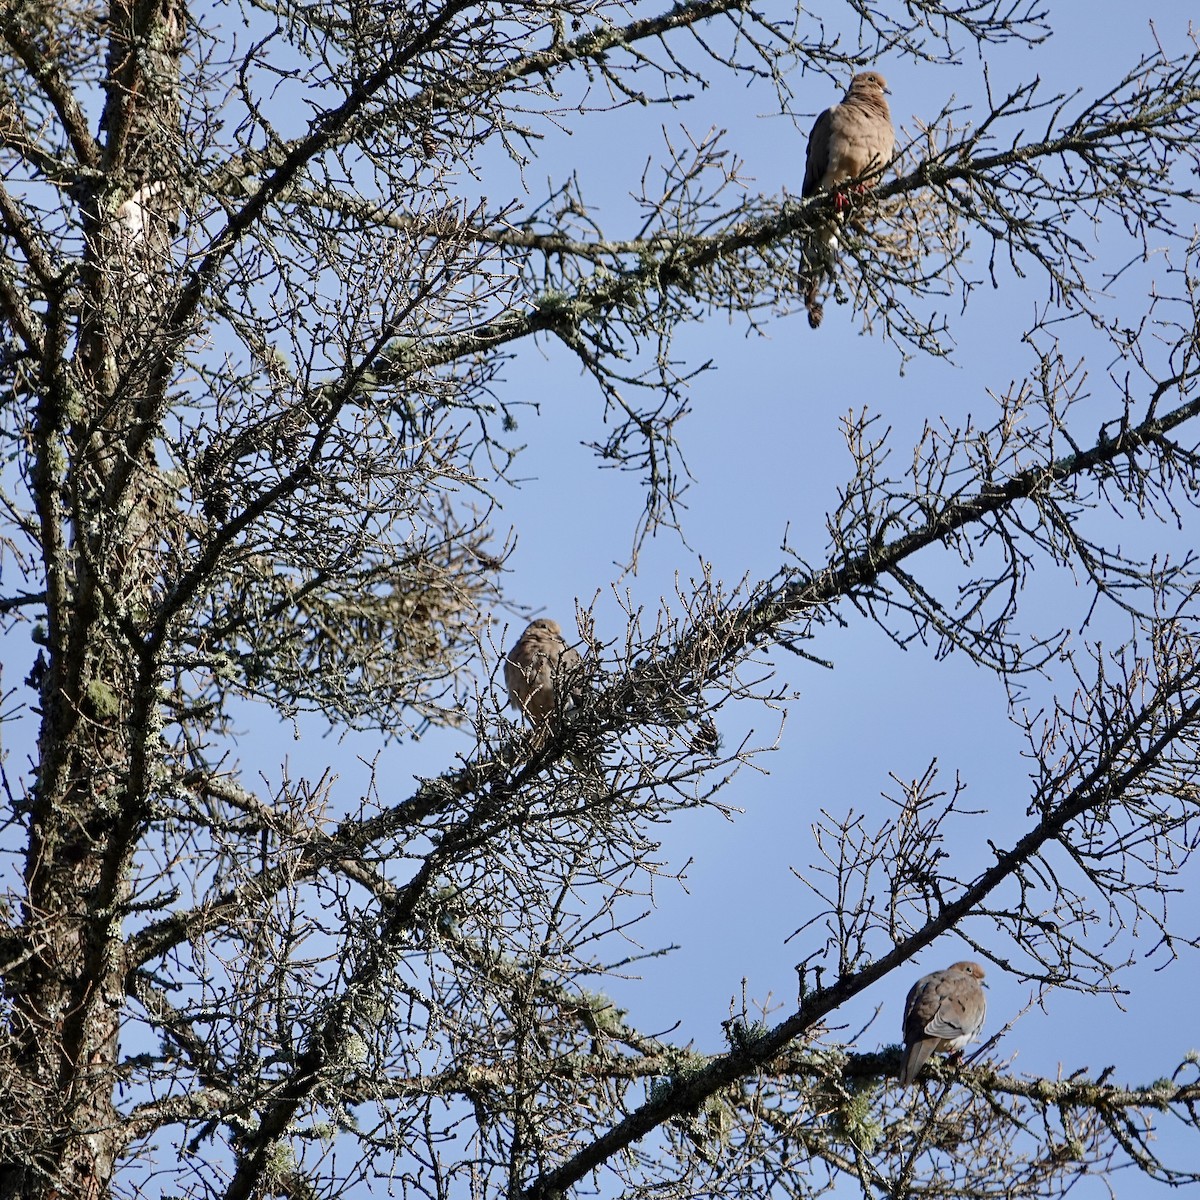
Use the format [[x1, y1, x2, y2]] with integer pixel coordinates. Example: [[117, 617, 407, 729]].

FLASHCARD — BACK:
[[803, 71, 894, 199], [801, 71, 894, 328], [504, 618, 583, 726], [899, 961, 987, 1086]]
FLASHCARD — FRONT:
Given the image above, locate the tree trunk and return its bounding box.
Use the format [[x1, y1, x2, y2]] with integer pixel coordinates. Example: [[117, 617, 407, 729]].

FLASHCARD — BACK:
[[0, 3, 182, 1195]]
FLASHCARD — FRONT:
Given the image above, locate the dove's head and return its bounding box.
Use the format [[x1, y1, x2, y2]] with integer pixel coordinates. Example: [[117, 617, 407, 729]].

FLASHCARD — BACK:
[[848, 71, 889, 96], [949, 961, 987, 982], [526, 618, 563, 637]]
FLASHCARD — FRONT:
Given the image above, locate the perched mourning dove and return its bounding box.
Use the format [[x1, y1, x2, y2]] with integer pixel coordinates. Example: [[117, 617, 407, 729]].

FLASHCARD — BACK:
[[803, 71, 894, 199], [899, 961, 987, 1086], [504, 618, 583, 725], [801, 71, 894, 328]]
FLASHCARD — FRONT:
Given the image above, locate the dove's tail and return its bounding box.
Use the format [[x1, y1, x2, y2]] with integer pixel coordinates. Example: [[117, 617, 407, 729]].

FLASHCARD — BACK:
[[899, 1038, 937, 1087]]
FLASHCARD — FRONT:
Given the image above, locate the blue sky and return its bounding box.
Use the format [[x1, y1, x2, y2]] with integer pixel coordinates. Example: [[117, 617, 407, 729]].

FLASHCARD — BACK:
[[472, 47, 1200, 1200], [217, 0, 1195, 1127], [468, 0, 1199, 1076]]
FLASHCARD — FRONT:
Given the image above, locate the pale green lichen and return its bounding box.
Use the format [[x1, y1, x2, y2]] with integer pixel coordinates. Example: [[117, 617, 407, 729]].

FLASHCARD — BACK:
[[831, 1085, 883, 1154], [85, 679, 120, 719]]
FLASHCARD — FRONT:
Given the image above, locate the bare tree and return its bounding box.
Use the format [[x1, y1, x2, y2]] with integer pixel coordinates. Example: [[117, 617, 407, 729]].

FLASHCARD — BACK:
[[2, 2, 1200, 1199]]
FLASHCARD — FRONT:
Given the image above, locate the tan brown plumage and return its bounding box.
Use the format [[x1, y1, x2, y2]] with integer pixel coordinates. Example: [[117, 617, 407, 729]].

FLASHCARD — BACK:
[[801, 71, 895, 327], [803, 71, 894, 199], [900, 960, 987, 1086], [504, 618, 582, 725]]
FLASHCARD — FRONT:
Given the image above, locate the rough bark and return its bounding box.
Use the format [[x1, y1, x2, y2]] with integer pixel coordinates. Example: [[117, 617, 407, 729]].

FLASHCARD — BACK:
[[0, 2, 182, 1195]]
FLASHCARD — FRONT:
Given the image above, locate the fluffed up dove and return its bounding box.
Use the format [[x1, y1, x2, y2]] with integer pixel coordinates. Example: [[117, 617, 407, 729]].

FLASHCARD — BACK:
[[504, 617, 584, 726], [801, 70, 894, 328], [899, 960, 987, 1086]]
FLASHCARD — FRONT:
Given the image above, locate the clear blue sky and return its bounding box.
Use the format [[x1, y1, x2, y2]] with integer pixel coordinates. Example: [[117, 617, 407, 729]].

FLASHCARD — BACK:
[[466, 3, 1199, 1163], [436, 0, 1199, 1087], [227, 0, 1195, 1142]]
